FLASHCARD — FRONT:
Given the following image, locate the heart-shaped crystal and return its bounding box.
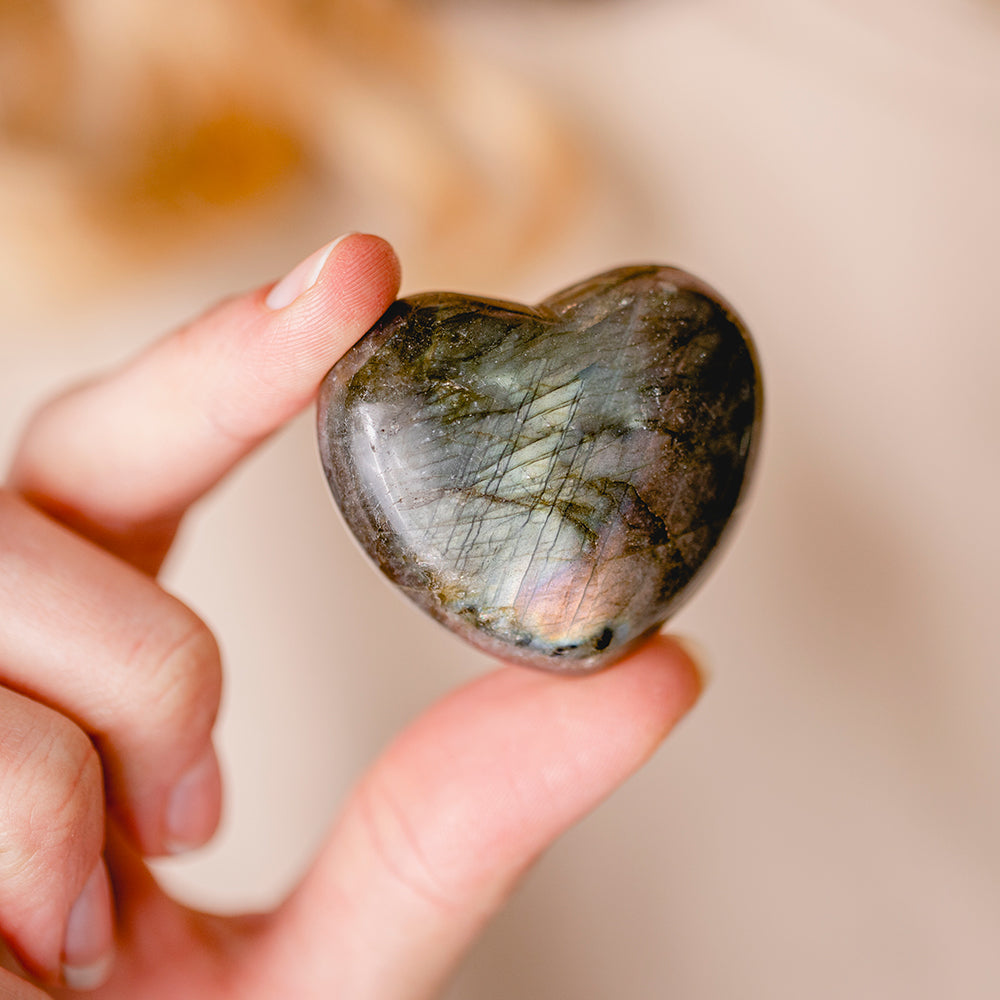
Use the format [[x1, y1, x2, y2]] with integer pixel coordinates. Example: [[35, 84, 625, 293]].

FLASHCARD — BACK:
[[318, 265, 762, 671]]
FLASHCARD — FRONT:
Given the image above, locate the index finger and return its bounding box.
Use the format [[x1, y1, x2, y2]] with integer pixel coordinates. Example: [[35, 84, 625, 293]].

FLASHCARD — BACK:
[[8, 234, 401, 573]]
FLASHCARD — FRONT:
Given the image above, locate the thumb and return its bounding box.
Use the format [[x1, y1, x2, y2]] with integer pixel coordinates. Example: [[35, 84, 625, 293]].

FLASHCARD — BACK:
[[250, 635, 704, 999]]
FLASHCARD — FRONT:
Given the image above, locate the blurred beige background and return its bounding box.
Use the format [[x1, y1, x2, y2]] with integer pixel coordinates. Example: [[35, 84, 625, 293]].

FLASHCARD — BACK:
[[3, 0, 1000, 997]]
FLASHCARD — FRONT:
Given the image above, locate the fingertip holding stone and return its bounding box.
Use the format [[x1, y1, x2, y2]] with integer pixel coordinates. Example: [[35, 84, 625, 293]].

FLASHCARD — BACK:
[[668, 634, 712, 689], [265, 234, 353, 310]]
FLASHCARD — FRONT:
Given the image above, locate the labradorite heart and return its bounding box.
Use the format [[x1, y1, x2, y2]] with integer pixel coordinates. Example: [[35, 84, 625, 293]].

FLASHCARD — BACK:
[[318, 266, 762, 672]]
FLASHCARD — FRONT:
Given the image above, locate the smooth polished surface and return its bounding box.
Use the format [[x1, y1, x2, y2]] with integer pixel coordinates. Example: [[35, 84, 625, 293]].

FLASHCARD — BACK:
[[318, 266, 761, 670]]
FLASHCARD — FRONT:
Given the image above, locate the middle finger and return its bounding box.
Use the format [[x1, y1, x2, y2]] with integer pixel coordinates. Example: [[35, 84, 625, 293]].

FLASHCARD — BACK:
[[0, 490, 222, 858]]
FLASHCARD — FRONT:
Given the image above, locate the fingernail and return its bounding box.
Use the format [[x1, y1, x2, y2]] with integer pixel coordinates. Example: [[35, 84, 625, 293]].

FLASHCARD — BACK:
[[62, 860, 114, 991], [669, 633, 711, 689], [165, 746, 222, 854], [265, 234, 352, 309]]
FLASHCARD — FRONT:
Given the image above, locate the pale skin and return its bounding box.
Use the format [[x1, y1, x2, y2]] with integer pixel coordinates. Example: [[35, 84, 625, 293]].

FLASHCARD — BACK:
[[0, 234, 703, 998]]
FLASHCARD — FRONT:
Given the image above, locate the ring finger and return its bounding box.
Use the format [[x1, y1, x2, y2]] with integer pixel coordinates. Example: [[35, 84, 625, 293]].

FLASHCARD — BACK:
[[0, 683, 112, 986]]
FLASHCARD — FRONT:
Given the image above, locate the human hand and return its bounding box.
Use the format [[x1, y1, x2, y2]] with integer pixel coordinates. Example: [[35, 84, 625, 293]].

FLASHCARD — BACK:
[[1, 235, 703, 998]]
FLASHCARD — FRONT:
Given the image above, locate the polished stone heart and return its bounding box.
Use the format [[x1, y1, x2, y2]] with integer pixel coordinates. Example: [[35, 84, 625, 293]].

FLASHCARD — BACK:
[[318, 266, 762, 671]]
